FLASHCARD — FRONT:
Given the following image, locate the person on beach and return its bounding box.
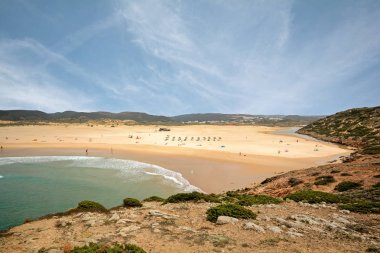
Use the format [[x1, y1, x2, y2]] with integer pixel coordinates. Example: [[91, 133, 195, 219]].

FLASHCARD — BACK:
[[85, 149, 88, 155], [0, 146, 3, 151]]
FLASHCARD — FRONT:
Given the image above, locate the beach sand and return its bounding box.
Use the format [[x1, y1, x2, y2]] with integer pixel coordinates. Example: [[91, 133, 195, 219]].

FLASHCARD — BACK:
[[0, 124, 351, 193]]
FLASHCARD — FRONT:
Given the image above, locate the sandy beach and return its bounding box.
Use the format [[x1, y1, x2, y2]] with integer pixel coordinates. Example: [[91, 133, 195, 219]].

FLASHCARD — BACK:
[[0, 124, 351, 193]]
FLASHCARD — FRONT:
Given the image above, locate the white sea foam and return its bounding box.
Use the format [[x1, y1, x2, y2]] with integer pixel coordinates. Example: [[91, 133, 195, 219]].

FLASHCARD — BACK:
[[0, 175, 3, 179], [0, 156, 201, 192]]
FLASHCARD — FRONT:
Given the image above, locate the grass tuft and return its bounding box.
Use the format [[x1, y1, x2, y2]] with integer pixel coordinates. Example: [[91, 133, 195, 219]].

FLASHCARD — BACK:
[[286, 190, 349, 204], [339, 201, 380, 214], [164, 192, 220, 204], [314, 175, 336, 185], [334, 181, 362, 192], [76, 200, 107, 212], [70, 242, 146, 253], [206, 204, 256, 223], [123, 198, 142, 208], [143, 196, 165, 202]]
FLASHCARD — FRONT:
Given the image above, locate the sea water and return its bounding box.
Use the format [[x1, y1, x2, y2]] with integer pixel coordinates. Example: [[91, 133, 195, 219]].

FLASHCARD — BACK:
[[0, 156, 199, 230]]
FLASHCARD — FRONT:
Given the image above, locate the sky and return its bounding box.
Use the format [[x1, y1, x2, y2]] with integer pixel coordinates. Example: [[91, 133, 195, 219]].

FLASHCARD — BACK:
[[0, 0, 379, 116]]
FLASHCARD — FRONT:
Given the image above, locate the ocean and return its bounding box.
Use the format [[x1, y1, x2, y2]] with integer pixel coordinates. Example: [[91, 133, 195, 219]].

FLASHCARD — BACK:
[[0, 156, 198, 230]]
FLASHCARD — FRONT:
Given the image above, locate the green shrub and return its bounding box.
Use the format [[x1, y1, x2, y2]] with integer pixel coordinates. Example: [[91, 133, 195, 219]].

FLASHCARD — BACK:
[[70, 243, 146, 253], [339, 201, 380, 214], [237, 195, 282, 206], [285, 190, 349, 204], [226, 191, 241, 198], [341, 172, 353, 176], [330, 169, 341, 174], [334, 181, 362, 192], [123, 198, 142, 208], [164, 191, 220, 204], [288, 178, 304, 187], [76, 200, 107, 212], [143, 196, 165, 202], [362, 145, 380, 155], [373, 183, 380, 188], [314, 175, 336, 185], [367, 246, 380, 252], [221, 196, 236, 203], [206, 204, 256, 223], [373, 174, 380, 178]]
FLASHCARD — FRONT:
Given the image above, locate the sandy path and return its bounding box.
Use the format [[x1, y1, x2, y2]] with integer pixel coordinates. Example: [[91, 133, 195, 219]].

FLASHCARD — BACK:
[[0, 125, 351, 193]]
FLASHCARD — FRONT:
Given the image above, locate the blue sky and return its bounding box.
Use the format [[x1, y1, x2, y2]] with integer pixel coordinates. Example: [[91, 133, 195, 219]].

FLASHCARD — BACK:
[[0, 0, 379, 116]]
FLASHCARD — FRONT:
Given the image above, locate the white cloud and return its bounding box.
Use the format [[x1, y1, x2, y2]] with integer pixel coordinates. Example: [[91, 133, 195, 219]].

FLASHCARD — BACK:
[[0, 39, 92, 112]]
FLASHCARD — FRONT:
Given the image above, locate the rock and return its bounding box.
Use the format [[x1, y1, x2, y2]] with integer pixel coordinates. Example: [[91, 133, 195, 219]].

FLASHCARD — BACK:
[[109, 213, 120, 222], [47, 249, 62, 253], [274, 217, 296, 228], [119, 225, 141, 234], [115, 218, 136, 225], [151, 222, 159, 228], [216, 216, 238, 225], [289, 214, 324, 226], [56, 219, 71, 228], [286, 231, 304, 238], [178, 226, 196, 233], [335, 217, 352, 225], [340, 210, 350, 214], [81, 214, 94, 222], [153, 228, 161, 233], [149, 210, 179, 220], [85, 219, 96, 227], [267, 226, 283, 233], [83, 238, 97, 245], [265, 204, 280, 208], [243, 222, 265, 233]]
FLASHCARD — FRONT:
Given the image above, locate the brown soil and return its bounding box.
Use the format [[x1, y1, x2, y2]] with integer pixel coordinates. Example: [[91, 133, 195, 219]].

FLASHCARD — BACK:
[[1, 201, 379, 253]]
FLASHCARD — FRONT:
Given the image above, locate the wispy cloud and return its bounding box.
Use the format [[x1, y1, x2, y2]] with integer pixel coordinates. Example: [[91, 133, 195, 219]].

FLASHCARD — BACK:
[[0, 0, 379, 114], [0, 39, 93, 112]]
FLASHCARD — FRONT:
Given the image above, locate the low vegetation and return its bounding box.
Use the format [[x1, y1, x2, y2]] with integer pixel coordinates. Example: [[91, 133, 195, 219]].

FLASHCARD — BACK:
[[206, 204, 257, 223], [143, 196, 165, 202], [373, 183, 380, 188], [314, 175, 336, 185], [69, 243, 146, 253], [288, 177, 304, 187], [340, 201, 380, 214], [297, 106, 380, 154], [334, 181, 362, 192], [236, 195, 282, 206], [286, 190, 349, 204], [123, 198, 142, 208], [363, 145, 380, 155], [76, 200, 107, 212], [164, 192, 220, 204]]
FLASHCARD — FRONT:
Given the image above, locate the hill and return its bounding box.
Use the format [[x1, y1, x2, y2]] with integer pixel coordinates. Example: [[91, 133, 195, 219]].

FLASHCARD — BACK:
[[0, 110, 172, 124], [297, 106, 380, 154], [0, 110, 321, 126], [247, 106, 380, 206]]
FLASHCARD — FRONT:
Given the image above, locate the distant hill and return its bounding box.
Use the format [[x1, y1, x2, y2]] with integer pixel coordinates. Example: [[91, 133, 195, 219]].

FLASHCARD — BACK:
[[297, 106, 380, 154], [0, 110, 321, 126], [0, 110, 172, 123], [171, 113, 322, 126]]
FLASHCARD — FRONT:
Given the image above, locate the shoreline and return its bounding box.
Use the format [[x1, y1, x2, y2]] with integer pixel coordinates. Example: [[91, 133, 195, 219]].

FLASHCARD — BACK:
[[0, 125, 351, 193], [0, 146, 349, 194]]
